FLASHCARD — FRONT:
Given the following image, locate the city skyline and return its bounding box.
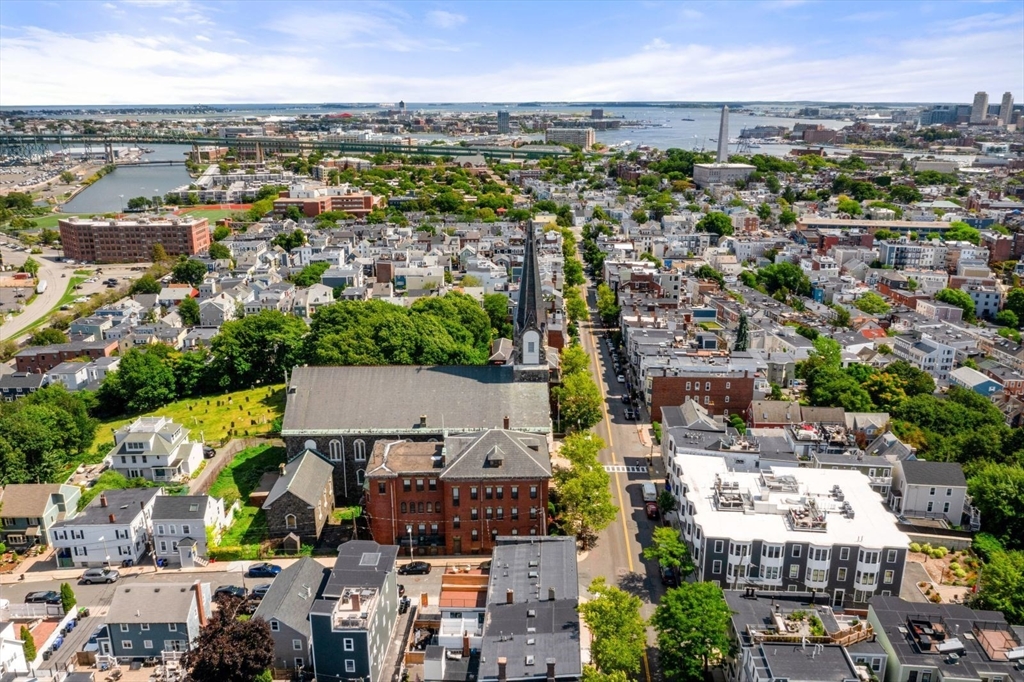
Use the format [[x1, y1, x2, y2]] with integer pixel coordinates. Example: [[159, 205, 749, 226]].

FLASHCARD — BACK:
[[0, 0, 1021, 106]]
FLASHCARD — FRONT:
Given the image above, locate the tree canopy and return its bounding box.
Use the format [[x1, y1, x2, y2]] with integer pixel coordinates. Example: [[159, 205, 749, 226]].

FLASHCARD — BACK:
[[652, 582, 733, 682], [183, 596, 274, 682], [578, 578, 647, 676], [212, 310, 308, 390], [171, 258, 208, 288], [696, 211, 734, 237], [935, 288, 976, 322], [553, 432, 618, 544]]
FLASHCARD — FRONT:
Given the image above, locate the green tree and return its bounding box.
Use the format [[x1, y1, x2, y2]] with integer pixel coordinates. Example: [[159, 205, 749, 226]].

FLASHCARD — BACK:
[[884, 360, 935, 397], [483, 293, 513, 339], [831, 304, 852, 328], [564, 257, 585, 287], [290, 261, 330, 287], [968, 462, 1024, 550], [935, 288, 976, 322], [778, 208, 797, 226], [652, 582, 733, 682], [212, 310, 308, 390], [578, 578, 647, 676], [696, 211, 734, 237], [208, 242, 231, 260], [96, 349, 177, 415], [756, 203, 773, 223], [1004, 288, 1024, 321], [553, 371, 603, 432], [754, 262, 811, 297], [837, 196, 863, 216], [630, 209, 649, 224], [60, 582, 77, 613], [178, 296, 201, 326], [969, 549, 1024, 624], [19, 257, 39, 277], [212, 225, 231, 241], [581, 667, 629, 682], [945, 221, 981, 245], [28, 328, 68, 346], [643, 526, 694, 575], [733, 312, 749, 351], [854, 292, 891, 314], [126, 196, 150, 211], [695, 264, 724, 288], [150, 243, 169, 263], [272, 229, 306, 252], [554, 432, 618, 543], [995, 309, 1019, 329], [171, 258, 208, 288], [564, 287, 589, 324], [596, 283, 620, 326], [560, 344, 590, 377], [59, 170, 76, 183], [129, 274, 162, 295], [20, 625, 36, 662]]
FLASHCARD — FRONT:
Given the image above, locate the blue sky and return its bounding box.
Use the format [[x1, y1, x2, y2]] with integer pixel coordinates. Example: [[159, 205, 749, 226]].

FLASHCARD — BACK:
[[1, 0, 1021, 105]]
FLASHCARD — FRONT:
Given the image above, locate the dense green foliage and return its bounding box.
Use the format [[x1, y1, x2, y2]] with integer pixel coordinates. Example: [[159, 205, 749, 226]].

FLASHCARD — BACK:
[[935, 288, 976, 322], [0, 385, 96, 483], [553, 432, 618, 543], [171, 258, 208, 288], [578, 578, 647, 676], [289, 261, 330, 287], [652, 582, 733, 681]]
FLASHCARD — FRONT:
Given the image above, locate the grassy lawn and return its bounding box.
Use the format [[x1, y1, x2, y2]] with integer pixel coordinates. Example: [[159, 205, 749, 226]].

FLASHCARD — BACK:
[[88, 385, 286, 459], [209, 443, 286, 560], [177, 208, 237, 222], [333, 506, 362, 522], [17, 275, 87, 337]]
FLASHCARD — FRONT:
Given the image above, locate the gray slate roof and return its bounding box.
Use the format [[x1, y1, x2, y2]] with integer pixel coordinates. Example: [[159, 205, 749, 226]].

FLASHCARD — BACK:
[[442, 430, 551, 481], [324, 540, 398, 599], [263, 449, 334, 509], [253, 556, 329, 637], [900, 460, 967, 487], [106, 582, 202, 624], [479, 537, 581, 681], [152, 495, 211, 520], [0, 484, 65, 517], [282, 366, 551, 435], [54, 488, 159, 527]]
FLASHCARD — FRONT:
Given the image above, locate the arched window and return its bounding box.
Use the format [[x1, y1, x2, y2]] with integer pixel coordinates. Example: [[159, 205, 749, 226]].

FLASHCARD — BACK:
[[303, 439, 317, 451], [353, 439, 366, 462], [418, 502, 424, 514], [426, 502, 433, 513], [356, 469, 365, 485], [285, 514, 297, 530], [401, 502, 407, 513], [329, 440, 342, 461]]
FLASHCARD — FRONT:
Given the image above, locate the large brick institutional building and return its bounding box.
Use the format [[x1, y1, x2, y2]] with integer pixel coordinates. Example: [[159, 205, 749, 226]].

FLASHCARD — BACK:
[[58, 216, 210, 263]]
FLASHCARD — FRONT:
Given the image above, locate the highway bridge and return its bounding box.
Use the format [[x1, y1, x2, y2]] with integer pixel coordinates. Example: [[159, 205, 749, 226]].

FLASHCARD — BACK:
[[0, 133, 570, 160]]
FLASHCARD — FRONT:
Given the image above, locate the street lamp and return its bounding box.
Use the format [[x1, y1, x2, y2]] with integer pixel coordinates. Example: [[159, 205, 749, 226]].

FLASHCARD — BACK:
[[406, 525, 413, 559]]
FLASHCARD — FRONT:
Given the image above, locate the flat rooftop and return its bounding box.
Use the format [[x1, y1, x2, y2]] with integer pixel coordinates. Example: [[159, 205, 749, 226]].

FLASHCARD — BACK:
[[677, 454, 909, 548]]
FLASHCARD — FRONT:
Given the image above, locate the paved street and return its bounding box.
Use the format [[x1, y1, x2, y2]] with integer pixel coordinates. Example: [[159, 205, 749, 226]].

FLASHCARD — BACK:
[[577, 275, 665, 681]]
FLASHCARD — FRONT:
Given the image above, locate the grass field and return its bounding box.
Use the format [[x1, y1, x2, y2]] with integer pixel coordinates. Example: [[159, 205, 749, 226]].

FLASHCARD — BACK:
[[209, 443, 287, 560], [88, 385, 286, 458], [176, 208, 238, 222]]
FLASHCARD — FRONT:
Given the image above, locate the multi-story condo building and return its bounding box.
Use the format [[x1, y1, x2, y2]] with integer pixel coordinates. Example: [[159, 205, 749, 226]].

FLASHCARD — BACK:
[[877, 240, 948, 270], [107, 417, 204, 483], [892, 331, 956, 381], [366, 429, 551, 556], [970, 91, 989, 124], [673, 454, 909, 608], [51, 488, 160, 568], [58, 216, 210, 264], [867, 596, 1024, 682], [309, 541, 400, 682], [545, 127, 595, 149]]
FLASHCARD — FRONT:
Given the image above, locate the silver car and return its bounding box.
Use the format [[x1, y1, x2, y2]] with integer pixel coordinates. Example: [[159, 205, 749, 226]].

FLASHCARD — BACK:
[[81, 567, 120, 584]]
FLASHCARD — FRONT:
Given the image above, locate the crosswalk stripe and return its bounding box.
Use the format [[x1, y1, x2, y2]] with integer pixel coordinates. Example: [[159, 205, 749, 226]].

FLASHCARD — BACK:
[[603, 465, 648, 473]]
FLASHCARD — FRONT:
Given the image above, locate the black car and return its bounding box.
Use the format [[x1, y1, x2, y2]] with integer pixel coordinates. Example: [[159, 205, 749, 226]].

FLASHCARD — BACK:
[[397, 561, 431, 575], [214, 585, 248, 600], [660, 565, 678, 587], [25, 591, 61, 605], [203, 446, 216, 459], [247, 562, 282, 578], [251, 584, 272, 600]]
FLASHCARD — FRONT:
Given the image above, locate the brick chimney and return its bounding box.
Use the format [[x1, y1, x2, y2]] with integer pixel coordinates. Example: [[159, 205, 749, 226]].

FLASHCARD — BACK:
[[351, 592, 360, 612], [503, 415, 510, 429], [506, 588, 514, 604], [546, 658, 556, 682], [462, 633, 470, 657], [548, 586, 556, 601], [279, 463, 286, 476], [497, 657, 507, 682], [193, 581, 207, 627], [108, 513, 116, 523], [100, 494, 108, 508]]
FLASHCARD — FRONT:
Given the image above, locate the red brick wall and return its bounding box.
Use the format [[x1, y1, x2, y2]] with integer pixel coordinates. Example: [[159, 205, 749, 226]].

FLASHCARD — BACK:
[[366, 476, 549, 555], [649, 374, 754, 421], [15, 342, 117, 373]]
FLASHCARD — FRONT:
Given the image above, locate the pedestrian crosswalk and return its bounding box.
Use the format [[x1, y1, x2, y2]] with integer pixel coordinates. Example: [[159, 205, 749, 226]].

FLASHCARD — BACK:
[[603, 465, 648, 474]]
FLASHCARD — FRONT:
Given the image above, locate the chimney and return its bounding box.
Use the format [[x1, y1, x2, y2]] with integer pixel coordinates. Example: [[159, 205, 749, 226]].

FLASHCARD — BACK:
[[497, 657, 508, 682], [420, 415, 428, 428], [548, 586, 555, 601], [506, 588, 514, 604], [546, 658, 556, 682], [462, 633, 470, 657], [351, 592, 360, 612], [108, 513, 116, 523], [503, 415, 510, 430], [193, 581, 207, 627], [279, 463, 286, 476], [100, 494, 108, 508]]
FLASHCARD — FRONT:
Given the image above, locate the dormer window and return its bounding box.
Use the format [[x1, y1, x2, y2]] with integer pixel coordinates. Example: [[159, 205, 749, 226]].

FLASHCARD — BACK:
[[125, 442, 145, 452]]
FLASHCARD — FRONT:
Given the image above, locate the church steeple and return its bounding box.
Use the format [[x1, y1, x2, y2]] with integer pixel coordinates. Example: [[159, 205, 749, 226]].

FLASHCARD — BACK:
[[513, 223, 548, 381]]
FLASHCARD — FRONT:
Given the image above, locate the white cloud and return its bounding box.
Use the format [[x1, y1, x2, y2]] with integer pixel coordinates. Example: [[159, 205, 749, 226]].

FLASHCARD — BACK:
[[644, 38, 671, 51], [427, 10, 467, 29], [194, 34, 210, 42], [102, 2, 117, 9]]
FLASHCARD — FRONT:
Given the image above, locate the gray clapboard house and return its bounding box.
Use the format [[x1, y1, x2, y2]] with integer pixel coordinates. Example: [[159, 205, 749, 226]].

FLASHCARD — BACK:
[[97, 581, 212, 663], [253, 556, 330, 675], [0, 483, 80, 549]]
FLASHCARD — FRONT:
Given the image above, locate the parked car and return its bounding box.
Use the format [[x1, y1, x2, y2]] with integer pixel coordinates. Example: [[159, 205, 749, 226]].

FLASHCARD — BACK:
[[25, 591, 61, 605], [660, 565, 678, 587], [621, 394, 631, 404], [616, 374, 625, 384], [247, 562, 282, 578], [203, 446, 216, 459], [624, 408, 636, 420], [250, 584, 272, 600], [397, 561, 431, 575], [214, 585, 248, 600], [80, 568, 119, 584]]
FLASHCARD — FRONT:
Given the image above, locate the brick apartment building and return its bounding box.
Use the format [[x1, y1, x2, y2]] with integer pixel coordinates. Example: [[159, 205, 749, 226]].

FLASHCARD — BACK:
[[645, 368, 755, 421], [15, 340, 119, 373], [365, 429, 551, 556], [58, 216, 210, 264], [273, 187, 382, 218]]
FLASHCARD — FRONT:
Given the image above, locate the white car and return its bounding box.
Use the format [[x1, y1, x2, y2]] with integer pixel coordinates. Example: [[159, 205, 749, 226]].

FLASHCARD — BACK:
[[617, 374, 625, 383]]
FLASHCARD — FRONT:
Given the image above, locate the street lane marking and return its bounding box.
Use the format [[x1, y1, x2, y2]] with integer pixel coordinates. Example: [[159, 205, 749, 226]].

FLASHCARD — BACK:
[[603, 465, 648, 473]]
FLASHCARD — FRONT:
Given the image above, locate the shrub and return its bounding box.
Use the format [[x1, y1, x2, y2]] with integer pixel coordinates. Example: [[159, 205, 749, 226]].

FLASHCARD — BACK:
[[929, 593, 942, 603], [973, 533, 1004, 562], [953, 568, 967, 579], [909, 542, 922, 553], [920, 543, 933, 554], [931, 546, 949, 559]]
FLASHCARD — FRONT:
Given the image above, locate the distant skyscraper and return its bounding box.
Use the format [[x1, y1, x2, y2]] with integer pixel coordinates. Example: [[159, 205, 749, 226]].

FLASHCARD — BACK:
[[716, 105, 730, 163], [971, 91, 989, 124], [999, 92, 1014, 125], [497, 110, 511, 134]]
